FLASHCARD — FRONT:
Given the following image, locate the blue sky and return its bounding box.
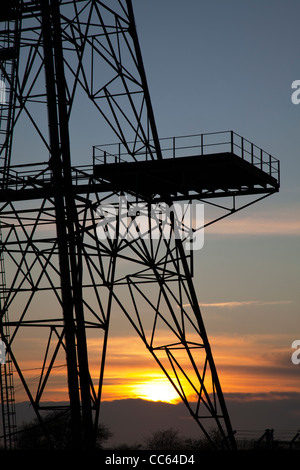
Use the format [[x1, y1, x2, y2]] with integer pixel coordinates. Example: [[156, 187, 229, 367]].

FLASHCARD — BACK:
[[134, 0, 300, 188]]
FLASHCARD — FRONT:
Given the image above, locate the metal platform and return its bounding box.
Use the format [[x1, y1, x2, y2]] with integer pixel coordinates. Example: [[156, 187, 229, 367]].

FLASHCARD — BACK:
[[93, 131, 280, 201], [0, 131, 279, 204]]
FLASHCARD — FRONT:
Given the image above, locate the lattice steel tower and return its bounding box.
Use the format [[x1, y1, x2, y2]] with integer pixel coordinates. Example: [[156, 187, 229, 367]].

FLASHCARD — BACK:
[[0, 1, 279, 450]]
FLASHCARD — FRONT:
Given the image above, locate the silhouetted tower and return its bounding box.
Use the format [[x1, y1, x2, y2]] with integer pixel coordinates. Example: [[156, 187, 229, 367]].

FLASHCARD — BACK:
[[0, 1, 279, 450]]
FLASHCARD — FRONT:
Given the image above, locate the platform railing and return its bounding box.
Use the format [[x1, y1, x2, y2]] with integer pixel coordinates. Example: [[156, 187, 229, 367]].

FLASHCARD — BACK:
[[0, 162, 95, 191], [93, 130, 280, 185], [0, 131, 280, 191]]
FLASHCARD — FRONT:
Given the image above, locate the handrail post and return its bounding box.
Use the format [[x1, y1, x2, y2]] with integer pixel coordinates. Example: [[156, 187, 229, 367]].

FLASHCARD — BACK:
[[230, 131, 234, 154], [251, 143, 254, 165], [260, 149, 263, 170], [173, 137, 176, 158], [201, 133, 203, 156]]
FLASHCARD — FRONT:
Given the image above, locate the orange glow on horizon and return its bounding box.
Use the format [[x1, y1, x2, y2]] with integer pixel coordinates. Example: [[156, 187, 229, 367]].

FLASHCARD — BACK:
[[130, 377, 181, 404], [11, 332, 300, 404]]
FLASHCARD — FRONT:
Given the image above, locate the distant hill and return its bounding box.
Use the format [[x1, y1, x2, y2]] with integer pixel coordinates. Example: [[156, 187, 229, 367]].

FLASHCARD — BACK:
[[12, 399, 201, 448], [99, 398, 201, 447], [5, 392, 300, 448]]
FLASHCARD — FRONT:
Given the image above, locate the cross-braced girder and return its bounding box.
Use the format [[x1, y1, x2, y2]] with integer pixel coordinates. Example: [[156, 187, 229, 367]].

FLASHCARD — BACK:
[[0, 0, 161, 176], [0, 182, 237, 450]]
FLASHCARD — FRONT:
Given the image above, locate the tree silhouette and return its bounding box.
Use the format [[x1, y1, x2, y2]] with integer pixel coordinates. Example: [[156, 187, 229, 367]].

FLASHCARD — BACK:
[[16, 410, 112, 450], [142, 428, 227, 451], [143, 428, 184, 451]]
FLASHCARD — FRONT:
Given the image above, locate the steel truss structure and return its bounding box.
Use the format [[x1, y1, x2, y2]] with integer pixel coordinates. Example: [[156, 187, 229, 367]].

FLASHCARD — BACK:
[[0, 0, 279, 450]]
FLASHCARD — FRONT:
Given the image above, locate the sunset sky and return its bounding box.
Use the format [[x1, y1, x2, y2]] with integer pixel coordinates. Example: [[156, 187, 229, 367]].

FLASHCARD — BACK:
[[123, 0, 300, 403], [5, 0, 300, 436]]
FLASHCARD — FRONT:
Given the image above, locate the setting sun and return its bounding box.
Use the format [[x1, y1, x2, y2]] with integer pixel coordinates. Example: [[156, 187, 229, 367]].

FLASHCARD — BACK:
[[132, 378, 180, 404]]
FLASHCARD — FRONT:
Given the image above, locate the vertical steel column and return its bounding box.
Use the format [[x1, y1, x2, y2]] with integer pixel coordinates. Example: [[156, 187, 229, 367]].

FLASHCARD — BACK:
[[40, 0, 82, 449], [50, 0, 94, 449]]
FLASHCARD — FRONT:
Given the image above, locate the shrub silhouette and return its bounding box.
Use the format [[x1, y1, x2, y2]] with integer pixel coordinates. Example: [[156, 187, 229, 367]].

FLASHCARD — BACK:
[[16, 410, 112, 450]]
